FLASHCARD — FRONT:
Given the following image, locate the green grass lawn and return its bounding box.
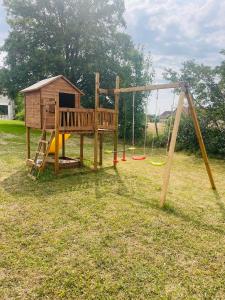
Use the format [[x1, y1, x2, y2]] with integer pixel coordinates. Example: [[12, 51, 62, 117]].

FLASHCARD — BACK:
[[0, 120, 225, 299]]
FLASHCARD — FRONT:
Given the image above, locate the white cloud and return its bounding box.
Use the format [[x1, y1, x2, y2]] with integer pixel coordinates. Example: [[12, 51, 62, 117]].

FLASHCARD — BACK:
[[124, 0, 225, 113], [124, 0, 225, 62]]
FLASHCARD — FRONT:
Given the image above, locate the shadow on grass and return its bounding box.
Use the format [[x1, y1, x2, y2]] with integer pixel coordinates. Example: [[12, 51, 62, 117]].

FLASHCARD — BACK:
[[213, 190, 225, 222], [0, 165, 131, 201], [160, 201, 225, 235], [1, 164, 224, 236]]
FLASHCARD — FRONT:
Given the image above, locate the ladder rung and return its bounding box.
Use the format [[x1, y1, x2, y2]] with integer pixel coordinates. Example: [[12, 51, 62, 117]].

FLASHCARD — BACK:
[[28, 173, 37, 180], [27, 159, 35, 165], [28, 158, 41, 168], [33, 162, 42, 168], [40, 140, 49, 144], [36, 151, 45, 155], [28, 159, 41, 168]]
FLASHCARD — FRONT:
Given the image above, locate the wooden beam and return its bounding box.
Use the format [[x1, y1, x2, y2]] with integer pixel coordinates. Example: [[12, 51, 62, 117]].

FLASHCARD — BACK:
[[94, 72, 100, 170], [80, 134, 84, 166], [99, 133, 103, 166], [99, 88, 115, 95], [54, 94, 59, 174], [113, 75, 120, 166], [114, 82, 184, 94], [185, 90, 216, 190], [95, 73, 100, 109], [160, 92, 185, 207], [94, 131, 98, 170], [99, 88, 108, 94], [26, 127, 31, 159], [62, 133, 65, 157]]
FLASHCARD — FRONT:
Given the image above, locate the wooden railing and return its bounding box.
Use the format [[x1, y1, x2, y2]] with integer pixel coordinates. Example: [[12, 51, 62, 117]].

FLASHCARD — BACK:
[[59, 108, 95, 131], [97, 108, 116, 130], [58, 107, 116, 131]]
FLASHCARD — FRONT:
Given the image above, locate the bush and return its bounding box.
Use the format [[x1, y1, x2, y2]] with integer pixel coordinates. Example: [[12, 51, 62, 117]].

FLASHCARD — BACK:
[[176, 116, 225, 157], [15, 109, 25, 121]]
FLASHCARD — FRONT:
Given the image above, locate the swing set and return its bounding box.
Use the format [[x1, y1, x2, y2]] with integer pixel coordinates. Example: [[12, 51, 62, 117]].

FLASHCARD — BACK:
[[96, 73, 216, 207], [107, 86, 176, 165]]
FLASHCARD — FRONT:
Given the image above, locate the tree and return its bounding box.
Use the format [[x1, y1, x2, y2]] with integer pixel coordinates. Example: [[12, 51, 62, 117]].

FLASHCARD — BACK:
[[163, 60, 225, 156], [1, 0, 153, 138]]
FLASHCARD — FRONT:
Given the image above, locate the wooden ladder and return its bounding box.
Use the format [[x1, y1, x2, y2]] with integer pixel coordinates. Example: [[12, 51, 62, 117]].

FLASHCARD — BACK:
[[28, 130, 55, 179], [28, 98, 56, 179]]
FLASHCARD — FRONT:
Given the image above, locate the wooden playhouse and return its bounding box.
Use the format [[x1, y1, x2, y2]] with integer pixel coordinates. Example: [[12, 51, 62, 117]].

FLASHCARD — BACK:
[[21, 74, 118, 177]]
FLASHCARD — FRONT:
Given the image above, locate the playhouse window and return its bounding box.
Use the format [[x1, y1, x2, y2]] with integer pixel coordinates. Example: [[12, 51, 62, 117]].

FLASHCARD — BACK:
[[59, 93, 75, 108]]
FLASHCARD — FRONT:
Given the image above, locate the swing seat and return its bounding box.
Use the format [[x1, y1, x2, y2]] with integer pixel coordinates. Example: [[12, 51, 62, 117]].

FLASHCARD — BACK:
[[150, 160, 166, 166], [132, 155, 146, 160], [128, 147, 136, 151], [104, 150, 113, 154]]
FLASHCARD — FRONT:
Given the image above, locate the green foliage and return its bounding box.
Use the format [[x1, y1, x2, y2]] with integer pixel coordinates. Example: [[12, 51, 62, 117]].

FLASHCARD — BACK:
[[1, 0, 153, 140], [15, 93, 24, 115], [15, 109, 25, 121], [176, 116, 225, 157], [164, 59, 225, 157]]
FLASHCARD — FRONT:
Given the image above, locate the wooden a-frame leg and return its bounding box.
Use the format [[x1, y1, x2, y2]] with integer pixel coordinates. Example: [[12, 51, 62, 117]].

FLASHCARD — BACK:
[[185, 91, 216, 190], [160, 92, 185, 207]]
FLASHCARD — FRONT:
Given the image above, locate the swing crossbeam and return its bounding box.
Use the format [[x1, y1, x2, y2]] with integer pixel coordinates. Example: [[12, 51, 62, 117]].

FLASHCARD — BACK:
[[99, 82, 185, 95]]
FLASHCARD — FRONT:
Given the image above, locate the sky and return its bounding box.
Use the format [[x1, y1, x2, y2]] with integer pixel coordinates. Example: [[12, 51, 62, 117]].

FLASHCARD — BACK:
[[124, 0, 225, 112], [0, 0, 225, 113]]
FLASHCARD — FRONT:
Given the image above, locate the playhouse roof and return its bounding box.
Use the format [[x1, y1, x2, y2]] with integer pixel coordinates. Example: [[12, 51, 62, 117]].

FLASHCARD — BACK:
[[20, 75, 85, 95]]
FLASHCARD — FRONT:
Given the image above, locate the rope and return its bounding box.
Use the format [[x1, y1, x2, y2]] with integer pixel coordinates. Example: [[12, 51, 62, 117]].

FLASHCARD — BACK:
[[132, 92, 135, 148], [151, 89, 159, 155], [143, 99, 148, 155], [123, 97, 126, 152]]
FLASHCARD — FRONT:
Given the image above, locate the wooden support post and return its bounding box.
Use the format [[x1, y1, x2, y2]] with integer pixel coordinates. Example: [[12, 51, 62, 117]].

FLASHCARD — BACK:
[[99, 133, 103, 166], [160, 92, 185, 207], [113, 75, 120, 166], [185, 90, 216, 190], [80, 134, 84, 166], [94, 72, 100, 170], [54, 94, 59, 174], [43, 131, 47, 153], [26, 127, 31, 159], [62, 133, 65, 157]]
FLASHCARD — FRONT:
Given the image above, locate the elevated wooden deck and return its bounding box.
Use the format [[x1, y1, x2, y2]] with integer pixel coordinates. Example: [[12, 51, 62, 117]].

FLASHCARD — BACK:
[[56, 107, 116, 133]]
